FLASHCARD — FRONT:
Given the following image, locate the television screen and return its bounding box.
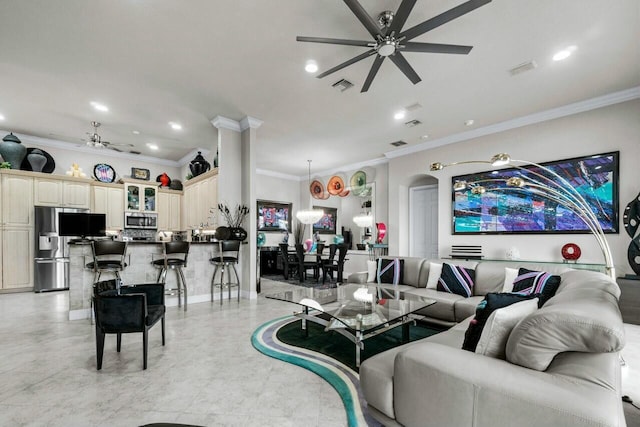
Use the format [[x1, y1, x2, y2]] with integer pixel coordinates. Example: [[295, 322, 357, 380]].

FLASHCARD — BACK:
[[452, 152, 619, 234], [313, 206, 337, 234], [257, 200, 291, 232], [59, 213, 106, 237]]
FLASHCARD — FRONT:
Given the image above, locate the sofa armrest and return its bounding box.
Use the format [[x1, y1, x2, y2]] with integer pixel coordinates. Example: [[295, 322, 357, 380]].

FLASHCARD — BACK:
[[346, 271, 368, 283], [393, 342, 623, 427]]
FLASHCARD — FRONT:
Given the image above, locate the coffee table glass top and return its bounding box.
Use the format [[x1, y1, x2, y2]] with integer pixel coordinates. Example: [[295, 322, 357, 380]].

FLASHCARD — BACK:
[[266, 283, 435, 333]]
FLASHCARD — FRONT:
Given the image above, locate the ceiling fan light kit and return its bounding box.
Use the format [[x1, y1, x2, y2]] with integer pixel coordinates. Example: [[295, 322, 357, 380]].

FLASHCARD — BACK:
[[85, 121, 136, 153], [297, 0, 491, 92]]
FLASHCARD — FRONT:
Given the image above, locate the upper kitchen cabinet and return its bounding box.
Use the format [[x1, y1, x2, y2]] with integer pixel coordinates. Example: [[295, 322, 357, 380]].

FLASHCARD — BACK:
[[92, 183, 124, 230], [33, 177, 90, 209], [157, 189, 182, 231], [1, 171, 34, 226], [182, 169, 217, 230], [125, 183, 157, 212]]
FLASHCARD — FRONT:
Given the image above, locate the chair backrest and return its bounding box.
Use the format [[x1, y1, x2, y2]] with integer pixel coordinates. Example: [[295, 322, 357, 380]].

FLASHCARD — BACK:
[[93, 279, 118, 297], [94, 293, 146, 333], [213, 240, 240, 262], [327, 244, 338, 262], [91, 240, 127, 266], [337, 244, 348, 265], [316, 243, 325, 255], [279, 243, 291, 265], [163, 241, 190, 266]]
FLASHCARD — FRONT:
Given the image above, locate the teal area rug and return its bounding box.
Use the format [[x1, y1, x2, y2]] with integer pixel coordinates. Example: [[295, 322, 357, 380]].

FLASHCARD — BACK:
[[251, 316, 444, 427]]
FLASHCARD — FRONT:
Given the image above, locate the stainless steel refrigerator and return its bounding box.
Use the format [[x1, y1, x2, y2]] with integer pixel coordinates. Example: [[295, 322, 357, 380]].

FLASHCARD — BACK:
[[34, 206, 88, 292]]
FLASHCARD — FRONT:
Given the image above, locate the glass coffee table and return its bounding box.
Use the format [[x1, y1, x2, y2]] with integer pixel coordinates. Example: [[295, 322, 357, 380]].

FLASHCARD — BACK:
[[266, 283, 436, 367]]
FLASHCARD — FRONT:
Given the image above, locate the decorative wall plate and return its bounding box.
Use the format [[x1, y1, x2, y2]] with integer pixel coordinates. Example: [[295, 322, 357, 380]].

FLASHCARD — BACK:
[[93, 163, 116, 183]]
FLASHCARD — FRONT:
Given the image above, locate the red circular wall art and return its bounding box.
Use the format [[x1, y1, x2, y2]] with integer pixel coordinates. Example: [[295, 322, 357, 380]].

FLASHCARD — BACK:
[[561, 243, 582, 261]]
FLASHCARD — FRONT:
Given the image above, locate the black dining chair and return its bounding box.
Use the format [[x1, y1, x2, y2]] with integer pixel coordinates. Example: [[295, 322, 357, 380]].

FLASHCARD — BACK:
[[279, 243, 298, 280], [322, 244, 349, 283], [295, 244, 320, 283], [93, 281, 166, 370]]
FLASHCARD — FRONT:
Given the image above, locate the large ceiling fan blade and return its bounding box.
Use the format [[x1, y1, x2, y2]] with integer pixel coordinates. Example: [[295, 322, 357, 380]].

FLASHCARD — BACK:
[[296, 36, 371, 47], [316, 49, 376, 79], [400, 0, 492, 41], [343, 0, 383, 38], [402, 42, 473, 54], [361, 55, 385, 93], [387, 0, 417, 35], [389, 52, 421, 84]]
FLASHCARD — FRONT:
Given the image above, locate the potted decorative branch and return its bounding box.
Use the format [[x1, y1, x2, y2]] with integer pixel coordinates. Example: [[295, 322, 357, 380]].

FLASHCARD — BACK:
[[217, 203, 250, 241]]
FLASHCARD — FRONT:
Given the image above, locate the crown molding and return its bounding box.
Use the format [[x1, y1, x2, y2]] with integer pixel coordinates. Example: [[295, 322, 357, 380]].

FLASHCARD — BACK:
[[384, 86, 640, 159], [210, 115, 241, 132], [256, 168, 301, 181], [2, 131, 181, 167], [240, 116, 263, 131]]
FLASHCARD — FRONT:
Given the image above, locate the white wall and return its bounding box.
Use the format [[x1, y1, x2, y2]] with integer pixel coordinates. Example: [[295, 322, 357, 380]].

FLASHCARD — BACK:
[[256, 173, 300, 247], [388, 99, 640, 275]]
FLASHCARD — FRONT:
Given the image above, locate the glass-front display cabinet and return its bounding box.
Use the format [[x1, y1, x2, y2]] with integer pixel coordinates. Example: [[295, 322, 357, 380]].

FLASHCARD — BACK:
[[126, 184, 156, 212]]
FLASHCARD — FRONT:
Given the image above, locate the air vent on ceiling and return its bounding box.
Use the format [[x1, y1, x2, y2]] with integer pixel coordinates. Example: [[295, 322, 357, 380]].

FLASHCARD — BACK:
[[390, 140, 407, 147], [405, 102, 423, 112], [404, 119, 422, 128], [332, 78, 354, 92], [509, 60, 538, 76]]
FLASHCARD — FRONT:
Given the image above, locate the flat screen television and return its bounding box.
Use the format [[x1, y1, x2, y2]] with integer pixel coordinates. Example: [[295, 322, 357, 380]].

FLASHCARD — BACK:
[[313, 206, 337, 234], [451, 151, 619, 234], [59, 213, 107, 238], [257, 200, 292, 232]]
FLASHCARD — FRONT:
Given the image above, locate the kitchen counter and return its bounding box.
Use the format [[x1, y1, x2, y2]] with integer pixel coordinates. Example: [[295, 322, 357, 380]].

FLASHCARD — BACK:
[[68, 240, 239, 320], [68, 239, 218, 245]]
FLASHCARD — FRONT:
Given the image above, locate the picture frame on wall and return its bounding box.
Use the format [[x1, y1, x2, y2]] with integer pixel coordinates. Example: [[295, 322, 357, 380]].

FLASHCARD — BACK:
[[131, 167, 150, 181], [313, 206, 337, 234], [257, 200, 292, 232], [451, 151, 619, 234]]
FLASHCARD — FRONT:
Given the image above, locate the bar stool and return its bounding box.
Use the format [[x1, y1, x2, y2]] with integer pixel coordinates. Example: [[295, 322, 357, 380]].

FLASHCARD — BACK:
[[86, 240, 128, 284], [152, 241, 190, 311], [210, 240, 241, 304]]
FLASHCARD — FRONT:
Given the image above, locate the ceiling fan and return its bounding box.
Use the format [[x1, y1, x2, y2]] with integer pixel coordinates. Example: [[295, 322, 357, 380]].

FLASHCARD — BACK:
[[297, 0, 491, 92], [85, 121, 138, 153]]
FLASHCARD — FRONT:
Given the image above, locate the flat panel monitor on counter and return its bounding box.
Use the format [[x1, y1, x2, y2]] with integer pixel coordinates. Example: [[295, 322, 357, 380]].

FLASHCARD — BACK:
[[59, 213, 106, 240]]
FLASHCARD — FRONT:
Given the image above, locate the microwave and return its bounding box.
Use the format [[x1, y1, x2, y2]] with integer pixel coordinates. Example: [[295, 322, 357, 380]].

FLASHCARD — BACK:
[[124, 212, 158, 230]]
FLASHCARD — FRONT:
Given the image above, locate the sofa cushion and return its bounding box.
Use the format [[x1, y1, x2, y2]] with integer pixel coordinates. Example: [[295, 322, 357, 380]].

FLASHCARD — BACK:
[[437, 263, 475, 297], [366, 260, 377, 282], [377, 258, 404, 285], [506, 288, 625, 371], [453, 296, 485, 322], [502, 267, 519, 292], [475, 298, 539, 359], [462, 293, 537, 352], [425, 262, 442, 289], [412, 288, 463, 322], [512, 268, 561, 306]]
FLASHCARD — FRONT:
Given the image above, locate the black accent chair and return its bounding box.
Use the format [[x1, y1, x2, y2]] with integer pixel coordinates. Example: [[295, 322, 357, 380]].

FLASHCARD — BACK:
[[209, 240, 241, 304], [322, 244, 349, 283], [295, 244, 319, 283], [279, 243, 298, 280], [86, 240, 128, 283], [93, 281, 166, 370]]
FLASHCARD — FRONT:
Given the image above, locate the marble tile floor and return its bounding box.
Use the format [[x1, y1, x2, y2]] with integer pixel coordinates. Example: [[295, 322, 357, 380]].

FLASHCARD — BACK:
[[0, 279, 346, 427], [0, 280, 639, 427]]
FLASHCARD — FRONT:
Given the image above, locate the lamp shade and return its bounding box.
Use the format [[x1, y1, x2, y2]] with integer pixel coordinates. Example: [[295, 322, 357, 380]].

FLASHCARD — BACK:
[[296, 208, 324, 225]]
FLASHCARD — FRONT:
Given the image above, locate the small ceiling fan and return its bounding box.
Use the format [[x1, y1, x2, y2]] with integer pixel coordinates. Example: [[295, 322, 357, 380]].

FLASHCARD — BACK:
[[297, 0, 491, 92], [85, 121, 138, 153]]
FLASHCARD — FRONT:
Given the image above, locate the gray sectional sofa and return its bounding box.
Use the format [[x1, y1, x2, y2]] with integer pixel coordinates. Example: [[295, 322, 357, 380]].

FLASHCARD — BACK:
[[348, 257, 627, 427]]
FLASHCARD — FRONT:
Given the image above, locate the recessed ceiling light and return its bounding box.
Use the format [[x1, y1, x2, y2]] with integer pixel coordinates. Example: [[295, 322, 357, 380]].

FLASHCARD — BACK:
[[553, 46, 577, 61], [394, 111, 406, 120], [465, 119, 474, 126], [90, 101, 109, 112], [146, 143, 158, 150], [132, 130, 140, 135], [0, 113, 5, 121], [305, 60, 318, 73], [169, 122, 182, 130]]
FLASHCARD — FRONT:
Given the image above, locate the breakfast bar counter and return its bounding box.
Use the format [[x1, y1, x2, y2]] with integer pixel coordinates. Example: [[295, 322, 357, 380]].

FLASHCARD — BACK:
[[68, 240, 225, 320]]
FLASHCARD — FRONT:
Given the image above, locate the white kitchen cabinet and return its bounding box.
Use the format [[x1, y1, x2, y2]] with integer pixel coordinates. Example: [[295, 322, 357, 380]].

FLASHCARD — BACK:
[[92, 184, 124, 230], [125, 183, 157, 212], [158, 190, 182, 231], [181, 171, 217, 230], [34, 177, 90, 209], [1, 227, 33, 289], [2, 173, 34, 226]]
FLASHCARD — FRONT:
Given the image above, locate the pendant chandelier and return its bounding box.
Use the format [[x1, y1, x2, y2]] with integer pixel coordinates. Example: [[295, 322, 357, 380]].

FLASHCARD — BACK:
[[296, 160, 324, 224]]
